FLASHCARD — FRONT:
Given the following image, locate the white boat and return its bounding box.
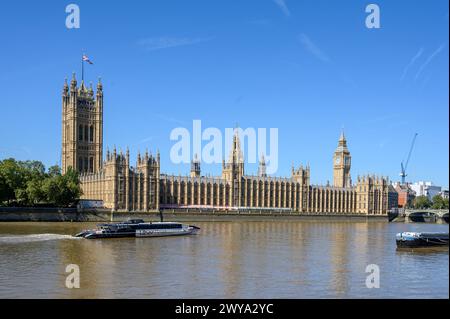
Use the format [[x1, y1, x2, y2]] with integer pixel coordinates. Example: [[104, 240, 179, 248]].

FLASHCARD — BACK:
[[75, 219, 200, 239]]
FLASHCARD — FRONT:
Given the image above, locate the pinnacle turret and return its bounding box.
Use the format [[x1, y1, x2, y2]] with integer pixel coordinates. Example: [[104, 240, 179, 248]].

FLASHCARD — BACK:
[[63, 78, 69, 96], [258, 154, 267, 177], [70, 72, 77, 90]]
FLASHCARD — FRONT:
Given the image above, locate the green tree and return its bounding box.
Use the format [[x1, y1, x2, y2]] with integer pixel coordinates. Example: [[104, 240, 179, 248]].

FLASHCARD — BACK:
[[0, 158, 27, 204], [25, 178, 46, 205], [432, 195, 447, 209], [14, 187, 30, 204], [414, 195, 432, 209], [0, 159, 81, 207], [48, 165, 61, 177], [444, 198, 449, 209], [43, 167, 82, 206], [0, 170, 9, 203], [21, 160, 45, 179]]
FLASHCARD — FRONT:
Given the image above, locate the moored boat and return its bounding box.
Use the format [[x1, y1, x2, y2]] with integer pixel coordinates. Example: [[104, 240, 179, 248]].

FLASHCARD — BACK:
[[75, 219, 200, 239], [396, 232, 449, 248]]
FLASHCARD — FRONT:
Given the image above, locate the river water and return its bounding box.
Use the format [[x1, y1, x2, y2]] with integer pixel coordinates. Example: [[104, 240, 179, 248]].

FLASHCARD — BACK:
[[0, 220, 448, 299]]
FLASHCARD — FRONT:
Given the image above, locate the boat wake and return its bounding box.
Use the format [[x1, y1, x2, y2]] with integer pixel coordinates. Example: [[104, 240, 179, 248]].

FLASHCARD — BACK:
[[0, 234, 78, 244]]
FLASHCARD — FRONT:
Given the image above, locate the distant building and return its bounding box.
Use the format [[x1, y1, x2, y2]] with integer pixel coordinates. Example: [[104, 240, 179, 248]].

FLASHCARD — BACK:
[[394, 182, 415, 208], [440, 190, 449, 200], [410, 181, 442, 201], [387, 184, 399, 210]]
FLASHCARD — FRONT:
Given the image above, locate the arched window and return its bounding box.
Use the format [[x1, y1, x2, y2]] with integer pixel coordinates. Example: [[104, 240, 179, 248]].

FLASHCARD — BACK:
[[89, 157, 94, 173], [84, 125, 89, 142], [79, 125, 83, 141], [84, 157, 88, 173], [79, 157, 83, 171], [89, 126, 94, 142]]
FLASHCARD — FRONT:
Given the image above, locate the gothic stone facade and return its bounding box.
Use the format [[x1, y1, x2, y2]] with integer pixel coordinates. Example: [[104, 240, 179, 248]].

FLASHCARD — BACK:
[[62, 75, 395, 215]]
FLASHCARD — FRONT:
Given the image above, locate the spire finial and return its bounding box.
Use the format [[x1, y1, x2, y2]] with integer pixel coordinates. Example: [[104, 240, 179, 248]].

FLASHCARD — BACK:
[[88, 82, 93, 95], [339, 126, 346, 141], [97, 77, 103, 91], [71, 72, 77, 87], [80, 79, 86, 91], [63, 78, 69, 95]]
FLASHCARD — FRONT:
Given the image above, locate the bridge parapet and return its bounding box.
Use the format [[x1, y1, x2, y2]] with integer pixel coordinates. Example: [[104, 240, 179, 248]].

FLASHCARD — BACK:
[[404, 209, 449, 218]]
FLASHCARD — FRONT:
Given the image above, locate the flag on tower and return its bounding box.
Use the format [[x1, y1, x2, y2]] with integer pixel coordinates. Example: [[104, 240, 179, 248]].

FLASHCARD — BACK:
[[82, 54, 93, 64]]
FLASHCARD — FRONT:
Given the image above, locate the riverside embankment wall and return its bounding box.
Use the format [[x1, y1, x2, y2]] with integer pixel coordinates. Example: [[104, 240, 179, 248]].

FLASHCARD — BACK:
[[0, 207, 388, 222]]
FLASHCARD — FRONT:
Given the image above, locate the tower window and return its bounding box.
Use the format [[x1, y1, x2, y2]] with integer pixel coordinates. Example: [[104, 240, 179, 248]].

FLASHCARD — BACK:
[[89, 126, 94, 142], [79, 157, 83, 171], [89, 157, 94, 173], [84, 125, 89, 142], [84, 157, 88, 173], [79, 125, 83, 141]]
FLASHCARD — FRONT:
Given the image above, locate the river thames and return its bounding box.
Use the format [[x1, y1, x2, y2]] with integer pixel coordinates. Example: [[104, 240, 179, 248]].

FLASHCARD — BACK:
[[0, 220, 448, 299]]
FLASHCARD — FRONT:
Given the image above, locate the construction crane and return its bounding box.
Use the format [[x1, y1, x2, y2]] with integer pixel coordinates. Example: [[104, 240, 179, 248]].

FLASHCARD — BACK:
[[400, 133, 418, 185]]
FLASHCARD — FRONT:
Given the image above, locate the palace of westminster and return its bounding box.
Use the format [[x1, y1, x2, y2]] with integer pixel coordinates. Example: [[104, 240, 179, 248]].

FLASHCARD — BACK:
[[61, 74, 398, 215]]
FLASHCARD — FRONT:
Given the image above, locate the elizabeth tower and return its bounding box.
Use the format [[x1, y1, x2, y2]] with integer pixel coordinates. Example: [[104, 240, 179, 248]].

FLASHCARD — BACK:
[[333, 132, 351, 188]]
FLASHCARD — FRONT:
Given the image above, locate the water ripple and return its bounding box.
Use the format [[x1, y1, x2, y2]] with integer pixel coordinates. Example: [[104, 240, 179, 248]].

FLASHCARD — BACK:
[[0, 233, 78, 244]]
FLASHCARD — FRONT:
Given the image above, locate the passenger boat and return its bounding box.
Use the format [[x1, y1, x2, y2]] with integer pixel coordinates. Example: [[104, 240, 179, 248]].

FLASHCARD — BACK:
[[75, 219, 200, 239], [396, 232, 449, 248]]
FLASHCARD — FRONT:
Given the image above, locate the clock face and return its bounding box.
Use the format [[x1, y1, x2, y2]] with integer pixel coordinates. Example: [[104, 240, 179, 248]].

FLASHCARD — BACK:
[[335, 157, 341, 165]]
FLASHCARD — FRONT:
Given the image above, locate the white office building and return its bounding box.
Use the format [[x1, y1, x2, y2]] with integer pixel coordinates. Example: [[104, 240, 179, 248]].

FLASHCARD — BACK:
[[410, 181, 442, 200]]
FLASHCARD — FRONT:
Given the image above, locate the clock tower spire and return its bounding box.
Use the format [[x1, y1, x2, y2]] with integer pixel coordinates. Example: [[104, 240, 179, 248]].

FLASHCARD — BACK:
[[333, 130, 351, 188]]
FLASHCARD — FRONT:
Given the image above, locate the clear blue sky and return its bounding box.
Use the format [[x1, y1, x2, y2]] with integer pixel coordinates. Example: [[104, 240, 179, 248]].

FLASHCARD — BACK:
[[0, 0, 448, 188]]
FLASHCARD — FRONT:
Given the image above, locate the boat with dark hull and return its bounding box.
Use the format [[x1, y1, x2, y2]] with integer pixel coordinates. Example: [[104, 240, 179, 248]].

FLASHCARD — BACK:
[[75, 219, 200, 239], [396, 232, 449, 248]]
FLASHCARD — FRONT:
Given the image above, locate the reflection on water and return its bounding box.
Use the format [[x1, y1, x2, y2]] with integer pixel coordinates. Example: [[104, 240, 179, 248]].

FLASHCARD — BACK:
[[0, 221, 448, 299]]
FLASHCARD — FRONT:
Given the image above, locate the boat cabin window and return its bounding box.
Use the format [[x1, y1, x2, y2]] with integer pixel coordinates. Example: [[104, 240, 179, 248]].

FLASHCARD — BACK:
[[141, 223, 183, 229], [127, 219, 145, 224]]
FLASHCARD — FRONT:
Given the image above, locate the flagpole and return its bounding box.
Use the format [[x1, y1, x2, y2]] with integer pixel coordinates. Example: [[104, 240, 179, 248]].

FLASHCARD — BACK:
[[81, 54, 84, 82]]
